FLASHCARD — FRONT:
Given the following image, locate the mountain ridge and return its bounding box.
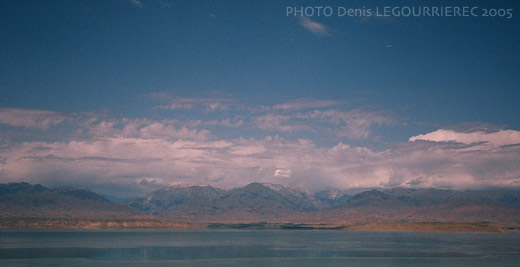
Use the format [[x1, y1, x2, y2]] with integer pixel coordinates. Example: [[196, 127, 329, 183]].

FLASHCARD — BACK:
[[2, 182, 520, 228], [0, 182, 146, 219]]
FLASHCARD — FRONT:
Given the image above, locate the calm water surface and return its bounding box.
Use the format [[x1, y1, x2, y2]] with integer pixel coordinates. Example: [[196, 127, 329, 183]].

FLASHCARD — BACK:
[[0, 230, 519, 266]]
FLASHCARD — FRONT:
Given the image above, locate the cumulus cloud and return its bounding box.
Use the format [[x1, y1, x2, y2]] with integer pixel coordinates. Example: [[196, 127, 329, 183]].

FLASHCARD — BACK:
[[274, 169, 292, 178], [409, 129, 520, 147], [78, 118, 211, 141], [253, 108, 394, 139], [298, 17, 330, 36], [0, 108, 68, 130]]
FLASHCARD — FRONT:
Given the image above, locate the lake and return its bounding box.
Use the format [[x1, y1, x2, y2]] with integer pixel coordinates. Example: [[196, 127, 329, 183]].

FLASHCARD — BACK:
[[1, 230, 519, 266]]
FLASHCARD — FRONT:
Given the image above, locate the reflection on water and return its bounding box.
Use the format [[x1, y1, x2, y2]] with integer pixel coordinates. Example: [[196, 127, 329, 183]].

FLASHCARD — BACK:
[[0, 230, 519, 266]]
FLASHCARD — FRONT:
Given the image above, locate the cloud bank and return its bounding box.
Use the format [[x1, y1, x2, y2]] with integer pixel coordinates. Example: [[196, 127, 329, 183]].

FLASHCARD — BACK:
[[0, 102, 519, 197]]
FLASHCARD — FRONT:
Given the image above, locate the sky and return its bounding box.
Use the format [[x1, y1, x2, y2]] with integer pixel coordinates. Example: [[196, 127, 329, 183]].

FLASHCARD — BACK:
[[1, 0, 519, 197]]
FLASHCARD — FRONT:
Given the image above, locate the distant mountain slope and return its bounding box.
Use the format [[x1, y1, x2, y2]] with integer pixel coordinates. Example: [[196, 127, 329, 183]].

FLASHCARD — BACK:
[[127, 182, 318, 222], [3, 182, 520, 227], [127, 184, 520, 225], [313, 189, 351, 208], [289, 188, 520, 227], [0, 182, 145, 219], [126, 185, 227, 215]]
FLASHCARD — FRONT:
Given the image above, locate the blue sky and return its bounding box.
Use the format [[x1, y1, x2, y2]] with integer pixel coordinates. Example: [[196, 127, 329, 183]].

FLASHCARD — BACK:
[[1, 0, 519, 196]]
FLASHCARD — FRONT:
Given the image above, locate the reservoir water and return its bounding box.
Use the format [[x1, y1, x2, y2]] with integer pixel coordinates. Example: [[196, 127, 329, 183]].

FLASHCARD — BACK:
[[1, 230, 519, 266]]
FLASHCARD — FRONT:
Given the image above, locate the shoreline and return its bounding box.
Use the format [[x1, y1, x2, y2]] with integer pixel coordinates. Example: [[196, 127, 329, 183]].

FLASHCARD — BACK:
[[1, 218, 518, 233]]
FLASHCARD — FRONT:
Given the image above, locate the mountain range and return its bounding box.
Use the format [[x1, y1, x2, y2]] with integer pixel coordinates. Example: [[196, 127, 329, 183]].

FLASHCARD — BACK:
[[1, 182, 520, 229], [0, 182, 144, 219], [289, 188, 520, 226], [126, 182, 339, 222]]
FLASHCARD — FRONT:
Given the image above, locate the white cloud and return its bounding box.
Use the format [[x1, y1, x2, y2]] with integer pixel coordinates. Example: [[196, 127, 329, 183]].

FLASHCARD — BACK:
[[78, 118, 211, 141], [409, 129, 520, 147], [231, 145, 266, 155], [274, 169, 292, 178], [298, 17, 330, 36], [1, 108, 518, 196], [2, 131, 519, 197], [148, 92, 236, 112], [0, 108, 68, 130], [253, 114, 311, 133], [129, 0, 143, 7], [318, 109, 394, 139], [138, 122, 211, 141], [146, 94, 390, 140], [204, 118, 244, 128], [266, 99, 343, 111], [252, 109, 393, 139]]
